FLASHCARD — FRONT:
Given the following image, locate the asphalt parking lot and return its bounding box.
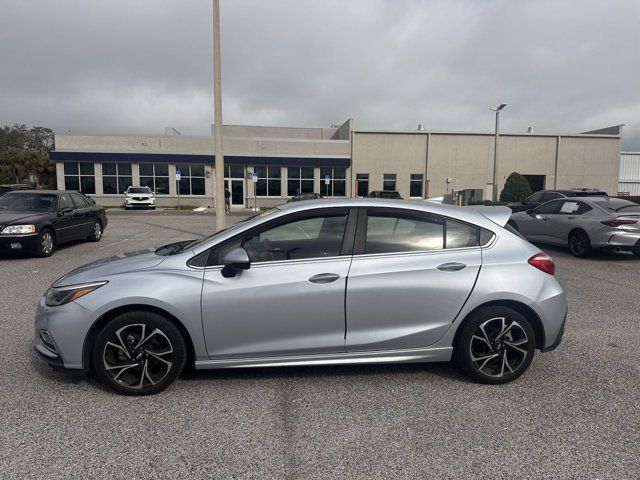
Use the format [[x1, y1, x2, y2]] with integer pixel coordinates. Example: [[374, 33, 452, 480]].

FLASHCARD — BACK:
[[1, 212, 639, 479]]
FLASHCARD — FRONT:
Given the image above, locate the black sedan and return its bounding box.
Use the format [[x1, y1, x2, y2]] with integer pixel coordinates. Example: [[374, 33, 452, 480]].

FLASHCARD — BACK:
[[0, 190, 108, 257]]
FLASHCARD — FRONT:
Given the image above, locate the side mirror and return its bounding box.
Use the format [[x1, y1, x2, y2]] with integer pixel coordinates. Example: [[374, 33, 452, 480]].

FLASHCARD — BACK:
[[221, 247, 251, 278], [58, 207, 73, 216]]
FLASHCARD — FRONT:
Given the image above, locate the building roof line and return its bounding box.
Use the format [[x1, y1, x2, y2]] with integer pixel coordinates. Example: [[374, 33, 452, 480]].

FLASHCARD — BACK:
[[352, 129, 621, 139]]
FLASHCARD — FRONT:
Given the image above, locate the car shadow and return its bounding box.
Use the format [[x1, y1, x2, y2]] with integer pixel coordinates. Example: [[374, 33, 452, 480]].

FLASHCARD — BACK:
[[179, 361, 465, 384]]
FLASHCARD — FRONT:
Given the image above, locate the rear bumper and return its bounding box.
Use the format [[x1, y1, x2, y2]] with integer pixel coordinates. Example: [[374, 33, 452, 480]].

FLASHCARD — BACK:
[[0, 232, 39, 253], [542, 309, 566, 352], [593, 231, 640, 251]]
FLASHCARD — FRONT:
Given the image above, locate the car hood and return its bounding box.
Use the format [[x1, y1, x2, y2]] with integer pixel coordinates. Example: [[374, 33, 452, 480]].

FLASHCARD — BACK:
[[53, 248, 166, 286], [0, 211, 51, 225]]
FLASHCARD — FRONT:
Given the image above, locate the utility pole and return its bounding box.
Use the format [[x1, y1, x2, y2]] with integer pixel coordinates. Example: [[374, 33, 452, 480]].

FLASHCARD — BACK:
[[490, 103, 507, 202], [213, 0, 225, 230]]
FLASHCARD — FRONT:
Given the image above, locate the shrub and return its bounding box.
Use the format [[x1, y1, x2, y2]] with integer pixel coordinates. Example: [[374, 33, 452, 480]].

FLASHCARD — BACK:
[[500, 172, 533, 202]]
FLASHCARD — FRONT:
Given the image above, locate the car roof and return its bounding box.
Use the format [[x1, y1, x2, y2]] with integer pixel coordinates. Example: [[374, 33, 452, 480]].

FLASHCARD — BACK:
[[275, 198, 499, 226], [5, 189, 61, 195]]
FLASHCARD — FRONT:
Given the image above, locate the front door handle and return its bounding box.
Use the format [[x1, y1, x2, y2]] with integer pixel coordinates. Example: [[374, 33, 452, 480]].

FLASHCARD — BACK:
[[308, 273, 340, 284], [437, 262, 467, 272]]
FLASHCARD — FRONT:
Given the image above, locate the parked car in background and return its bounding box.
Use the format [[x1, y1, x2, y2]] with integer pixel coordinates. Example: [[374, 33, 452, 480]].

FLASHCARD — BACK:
[[0, 190, 107, 257], [0, 184, 31, 196], [508, 196, 640, 258], [34, 199, 566, 395], [507, 189, 608, 213], [368, 190, 403, 199], [287, 193, 322, 202], [124, 186, 155, 209]]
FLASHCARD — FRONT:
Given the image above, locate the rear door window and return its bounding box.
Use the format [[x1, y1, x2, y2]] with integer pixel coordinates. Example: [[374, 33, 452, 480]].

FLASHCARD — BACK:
[[365, 210, 444, 253]]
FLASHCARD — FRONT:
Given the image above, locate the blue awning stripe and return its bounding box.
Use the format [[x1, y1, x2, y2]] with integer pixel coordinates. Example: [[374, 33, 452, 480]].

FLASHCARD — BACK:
[[49, 151, 351, 167]]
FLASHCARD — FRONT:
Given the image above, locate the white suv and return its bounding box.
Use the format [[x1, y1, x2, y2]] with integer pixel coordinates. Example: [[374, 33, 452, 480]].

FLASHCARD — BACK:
[[124, 186, 156, 210]]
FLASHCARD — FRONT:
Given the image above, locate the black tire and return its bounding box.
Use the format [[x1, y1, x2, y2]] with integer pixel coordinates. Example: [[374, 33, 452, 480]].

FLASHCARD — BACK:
[[568, 229, 593, 258], [36, 228, 56, 257], [93, 311, 187, 396], [454, 306, 536, 384], [87, 220, 103, 242]]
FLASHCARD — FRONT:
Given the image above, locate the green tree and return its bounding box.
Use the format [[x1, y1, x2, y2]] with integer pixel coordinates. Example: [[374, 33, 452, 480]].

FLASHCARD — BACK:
[[0, 124, 55, 188], [499, 172, 533, 202]]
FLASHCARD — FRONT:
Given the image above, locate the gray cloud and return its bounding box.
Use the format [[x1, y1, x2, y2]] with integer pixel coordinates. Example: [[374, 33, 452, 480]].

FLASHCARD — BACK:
[[1, 0, 639, 149]]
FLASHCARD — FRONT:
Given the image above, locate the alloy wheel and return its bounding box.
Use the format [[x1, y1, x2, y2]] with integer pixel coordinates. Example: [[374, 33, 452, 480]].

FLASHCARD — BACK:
[[469, 317, 530, 377], [570, 231, 588, 256], [93, 222, 102, 240], [41, 232, 54, 255], [102, 324, 174, 389]]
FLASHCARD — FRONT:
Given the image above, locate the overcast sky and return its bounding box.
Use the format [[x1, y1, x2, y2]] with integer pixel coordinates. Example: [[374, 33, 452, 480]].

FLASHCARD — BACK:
[[1, 0, 639, 149]]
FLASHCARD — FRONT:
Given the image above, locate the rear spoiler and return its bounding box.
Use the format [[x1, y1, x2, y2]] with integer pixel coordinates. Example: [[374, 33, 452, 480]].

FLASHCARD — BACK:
[[467, 206, 512, 227]]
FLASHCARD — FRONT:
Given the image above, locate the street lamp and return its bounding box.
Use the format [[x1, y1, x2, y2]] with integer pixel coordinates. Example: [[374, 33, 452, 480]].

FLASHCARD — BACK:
[[490, 103, 507, 202], [213, 0, 225, 230]]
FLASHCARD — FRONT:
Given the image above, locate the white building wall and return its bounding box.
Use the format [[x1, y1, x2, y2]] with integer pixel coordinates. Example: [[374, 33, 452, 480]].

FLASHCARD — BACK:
[[619, 152, 640, 195]]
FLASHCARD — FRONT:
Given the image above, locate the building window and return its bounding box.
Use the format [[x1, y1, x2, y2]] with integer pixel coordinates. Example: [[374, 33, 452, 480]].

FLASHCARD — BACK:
[[64, 162, 95, 194], [383, 174, 396, 191], [177, 164, 206, 196], [356, 173, 369, 197], [320, 167, 346, 197], [102, 163, 132, 194], [410, 174, 424, 198], [287, 167, 314, 196], [139, 163, 169, 195], [224, 165, 244, 179], [255, 166, 281, 196]]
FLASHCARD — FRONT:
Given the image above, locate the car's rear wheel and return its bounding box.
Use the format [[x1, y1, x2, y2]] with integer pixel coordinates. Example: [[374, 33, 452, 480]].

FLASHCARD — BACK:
[[36, 228, 56, 257], [568, 229, 593, 258], [88, 220, 103, 242], [455, 306, 535, 384], [93, 311, 186, 395]]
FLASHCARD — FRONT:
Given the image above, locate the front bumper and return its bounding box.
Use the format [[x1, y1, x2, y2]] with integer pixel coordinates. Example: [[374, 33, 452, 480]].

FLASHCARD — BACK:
[[0, 232, 39, 253], [125, 197, 155, 208], [34, 296, 94, 370]]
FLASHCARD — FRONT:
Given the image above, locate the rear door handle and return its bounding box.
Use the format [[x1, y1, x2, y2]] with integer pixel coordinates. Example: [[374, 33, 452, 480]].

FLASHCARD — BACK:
[[308, 273, 340, 284], [437, 262, 467, 272]]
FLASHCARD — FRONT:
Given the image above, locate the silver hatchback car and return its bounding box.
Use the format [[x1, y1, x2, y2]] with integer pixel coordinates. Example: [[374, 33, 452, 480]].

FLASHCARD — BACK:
[[35, 199, 567, 395]]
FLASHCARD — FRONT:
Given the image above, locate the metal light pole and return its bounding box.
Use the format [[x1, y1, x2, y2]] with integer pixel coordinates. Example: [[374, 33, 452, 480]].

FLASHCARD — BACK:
[[213, 0, 226, 230], [490, 103, 507, 202]]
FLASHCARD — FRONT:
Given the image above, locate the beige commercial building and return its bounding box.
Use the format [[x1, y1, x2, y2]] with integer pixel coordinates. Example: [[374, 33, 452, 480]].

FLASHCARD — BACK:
[[50, 120, 622, 208]]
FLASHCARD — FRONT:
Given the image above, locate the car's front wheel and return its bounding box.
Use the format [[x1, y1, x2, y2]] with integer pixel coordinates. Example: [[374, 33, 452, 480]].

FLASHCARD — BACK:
[[88, 220, 103, 242], [36, 228, 56, 257], [455, 306, 535, 384], [93, 311, 187, 395]]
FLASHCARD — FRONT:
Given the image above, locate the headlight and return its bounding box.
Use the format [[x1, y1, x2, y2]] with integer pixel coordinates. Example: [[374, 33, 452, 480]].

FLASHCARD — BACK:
[[44, 281, 108, 307], [1, 224, 36, 234]]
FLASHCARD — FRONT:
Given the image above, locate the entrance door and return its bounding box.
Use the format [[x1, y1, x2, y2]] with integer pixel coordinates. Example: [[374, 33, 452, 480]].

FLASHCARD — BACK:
[[229, 179, 244, 207]]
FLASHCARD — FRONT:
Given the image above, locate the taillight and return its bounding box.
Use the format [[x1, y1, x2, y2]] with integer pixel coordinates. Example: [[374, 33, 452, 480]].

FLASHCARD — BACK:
[[528, 252, 555, 275], [601, 219, 637, 227]]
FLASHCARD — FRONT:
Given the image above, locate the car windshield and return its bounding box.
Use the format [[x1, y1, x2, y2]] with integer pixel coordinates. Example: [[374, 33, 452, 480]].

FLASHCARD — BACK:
[[155, 209, 276, 255], [0, 193, 56, 211], [594, 200, 640, 213], [127, 187, 152, 194]]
